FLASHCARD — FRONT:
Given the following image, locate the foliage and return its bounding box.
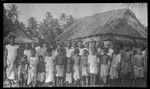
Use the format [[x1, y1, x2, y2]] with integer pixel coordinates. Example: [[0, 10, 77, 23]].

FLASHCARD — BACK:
[[4, 4, 76, 43]]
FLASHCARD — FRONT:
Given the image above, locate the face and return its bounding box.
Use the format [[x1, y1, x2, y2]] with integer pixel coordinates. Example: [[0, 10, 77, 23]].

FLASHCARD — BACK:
[[25, 43, 31, 49], [10, 38, 15, 45], [48, 51, 52, 56], [72, 42, 76, 48], [67, 42, 71, 48], [84, 42, 89, 49], [78, 41, 82, 48], [31, 50, 36, 56], [137, 48, 141, 54]]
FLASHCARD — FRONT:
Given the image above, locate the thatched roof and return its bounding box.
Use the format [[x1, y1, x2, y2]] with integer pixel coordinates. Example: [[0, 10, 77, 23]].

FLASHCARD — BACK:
[[4, 29, 34, 43], [56, 8, 147, 42]]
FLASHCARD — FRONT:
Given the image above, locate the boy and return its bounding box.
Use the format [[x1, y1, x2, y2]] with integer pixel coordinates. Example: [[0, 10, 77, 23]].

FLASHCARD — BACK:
[[120, 46, 133, 87], [37, 55, 46, 87], [100, 48, 111, 86], [81, 49, 89, 87], [45, 48, 55, 87], [65, 58, 73, 87], [133, 48, 145, 86], [88, 48, 99, 87], [27, 49, 37, 87], [55, 48, 67, 87]]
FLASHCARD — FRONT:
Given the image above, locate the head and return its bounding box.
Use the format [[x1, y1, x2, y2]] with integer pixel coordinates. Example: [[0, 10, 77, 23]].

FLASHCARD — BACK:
[[74, 48, 80, 55], [83, 49, 88, 56], [31, 48, 36, 56], [91, 41, 96, 48], [9, 34, 16, 45], [78, 41, 82, 48], [67, 41, 72, 48], [91, 48, 97, 55], [97, 41, 104, 49], [72, 41, 77, 48], [47, 48, 52, 56], [103, 48, 108, 55], [84, 42, 89, 49], [38, 55, 44, 62], [57, 48, 63, 55], [39, 39, 44, 47], [136, 48, 142, 54], [25, 42, 31, 50]]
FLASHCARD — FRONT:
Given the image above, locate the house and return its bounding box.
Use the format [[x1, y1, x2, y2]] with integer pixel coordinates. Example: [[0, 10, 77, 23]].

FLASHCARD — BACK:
[[56, 8, 147, 47]]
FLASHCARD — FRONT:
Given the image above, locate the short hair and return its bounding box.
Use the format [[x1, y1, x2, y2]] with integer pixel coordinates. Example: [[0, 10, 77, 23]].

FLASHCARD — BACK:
[[57, 48, 64, 54], [83, 49, 88, 54], [31, 48, 36, 53], [8, 33, 16, 39], [74, 48, 80, 54], [47, 48, 52, 53]]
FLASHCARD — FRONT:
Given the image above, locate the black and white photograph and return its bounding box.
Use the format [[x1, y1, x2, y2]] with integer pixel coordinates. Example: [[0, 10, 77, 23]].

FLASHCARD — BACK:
[[3, 3, 147, 87]]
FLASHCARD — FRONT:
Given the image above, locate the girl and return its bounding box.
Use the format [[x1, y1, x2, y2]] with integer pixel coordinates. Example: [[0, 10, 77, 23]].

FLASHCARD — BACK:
[[27, 49, 37, 87], [45, 48, 55, 87], [88, 48, 99, 87], [81, 49, 89, 87], [4, 34, 19, 87]]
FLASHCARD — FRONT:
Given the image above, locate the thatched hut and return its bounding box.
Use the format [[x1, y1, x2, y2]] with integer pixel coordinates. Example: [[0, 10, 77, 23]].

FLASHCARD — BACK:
[[56, 8, 147, 47]]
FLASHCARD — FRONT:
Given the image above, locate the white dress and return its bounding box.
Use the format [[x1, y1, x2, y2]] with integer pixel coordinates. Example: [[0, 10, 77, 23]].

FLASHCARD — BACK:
[[88, 54, 99, 74], [24, 49, 31, 62], [110, 53, 121, 79], [6, 44, 19, 80], [45, 56, 54, 83], [27, 57, 37, 85]]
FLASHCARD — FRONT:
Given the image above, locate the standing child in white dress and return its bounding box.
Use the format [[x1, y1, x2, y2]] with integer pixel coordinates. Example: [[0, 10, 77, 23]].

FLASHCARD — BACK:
[[88, 48, 99, 87], [27, 49, 37, 87], [45, 48, 55, 87]]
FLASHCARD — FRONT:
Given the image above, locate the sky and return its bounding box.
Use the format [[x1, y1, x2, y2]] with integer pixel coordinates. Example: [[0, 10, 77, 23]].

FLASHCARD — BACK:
[[4, 3, 147, 26]]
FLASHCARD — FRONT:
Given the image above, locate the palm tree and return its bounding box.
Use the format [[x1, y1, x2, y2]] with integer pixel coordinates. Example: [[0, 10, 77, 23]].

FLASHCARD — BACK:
[[7, 4, 20, 21]]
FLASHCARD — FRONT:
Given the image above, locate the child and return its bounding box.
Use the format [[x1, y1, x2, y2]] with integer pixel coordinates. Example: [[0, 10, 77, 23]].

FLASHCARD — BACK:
[[45, 48, 55, 87], [133, 48, 145, 86], [24, 43, 31, 64], [88, 48, 99, 87], [100, 48, 111, 86], [27, 49, 37, 87], [120, 46, 133, 86], [20, 55, 28, 87], [55, 48, 67, 87], [4, 34, 19, 87], [81, 49, 89, 87], [37, 55, 46, 87], [78, 41, 84, 56], [109, 48, 121, 86], [65, 58, 73, 87], [72, 48, 81, 86]]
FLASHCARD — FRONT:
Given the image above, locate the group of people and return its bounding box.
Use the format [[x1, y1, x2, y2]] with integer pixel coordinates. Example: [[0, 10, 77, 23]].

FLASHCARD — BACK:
[[3, 34, 147, 87]]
